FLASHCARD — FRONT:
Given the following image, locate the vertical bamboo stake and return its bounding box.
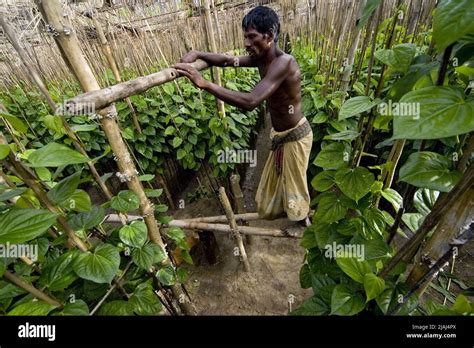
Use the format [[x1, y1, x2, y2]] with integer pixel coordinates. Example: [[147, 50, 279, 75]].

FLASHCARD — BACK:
[[202, 0, 226, 119], [0, 15, 116, 204], [0, 16, 55, 108], [36, 0, 194, 315], [210, 0, 223, 51], [229, 173, 252, 245], [340, 0, 367, 97], [405, 185, 474, 295], [0, 156, 58, 240], [218, 187, 250, 272], [90, 12, 142, 134], [157, 172, 175, 209]]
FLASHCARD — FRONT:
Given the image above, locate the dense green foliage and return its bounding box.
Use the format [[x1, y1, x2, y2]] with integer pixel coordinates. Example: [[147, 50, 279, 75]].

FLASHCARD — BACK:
[[0, 0, 472, 317], [0, 59, 260, 315], [293, 0, 473, 316]]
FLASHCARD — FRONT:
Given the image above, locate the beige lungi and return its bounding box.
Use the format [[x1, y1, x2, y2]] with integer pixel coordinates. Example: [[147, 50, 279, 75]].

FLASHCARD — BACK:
[[255, 117, 313, 221]]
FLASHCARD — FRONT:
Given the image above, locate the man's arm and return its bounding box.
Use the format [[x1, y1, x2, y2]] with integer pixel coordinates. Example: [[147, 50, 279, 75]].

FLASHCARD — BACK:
[[180, 50, 257, 68], [173, 57, 290, 111]]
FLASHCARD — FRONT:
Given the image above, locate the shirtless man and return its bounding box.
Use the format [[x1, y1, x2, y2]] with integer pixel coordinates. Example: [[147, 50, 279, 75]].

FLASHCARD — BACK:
[[174, 6, 312, 225]]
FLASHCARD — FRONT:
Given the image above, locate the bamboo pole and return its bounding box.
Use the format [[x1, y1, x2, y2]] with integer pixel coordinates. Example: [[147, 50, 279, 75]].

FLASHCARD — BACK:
[[89, 261, 133, 316], [156, 172, 176, 210], [210, 0, 223, 51], [230, 173, 252, 245], [340, 0, 367, 96], [36, 0, 194, 315], [4, 271, 63, 308], [63, 59, 208, 114], [201, 0, 226, 118], [0, 161, 58, 240], [380, 165, 474, 278], [105, 212, 257, 224], [0, 14, 116, 205], [90, 12, 142, 134], [0, 15, 55, 108], [458, 134, 474, 172], [171, 220, 300, 239], [103, 213, 302, 238], [405, 186, 474, 294], [218, 187, 250, 271], [0, 134, 87, 251]]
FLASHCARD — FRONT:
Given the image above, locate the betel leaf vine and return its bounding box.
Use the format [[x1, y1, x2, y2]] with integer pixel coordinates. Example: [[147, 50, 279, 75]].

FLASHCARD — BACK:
[[294, 0, 474, 316]]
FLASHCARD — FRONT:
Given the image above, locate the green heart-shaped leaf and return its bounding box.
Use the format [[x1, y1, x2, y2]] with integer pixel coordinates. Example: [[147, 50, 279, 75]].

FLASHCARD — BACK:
[[73, 244, 120, 284]]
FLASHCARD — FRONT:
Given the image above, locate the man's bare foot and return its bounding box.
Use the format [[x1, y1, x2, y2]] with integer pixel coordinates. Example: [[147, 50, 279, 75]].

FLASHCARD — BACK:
[[282, 217, 311, 237], [298, 216, 311, 228]]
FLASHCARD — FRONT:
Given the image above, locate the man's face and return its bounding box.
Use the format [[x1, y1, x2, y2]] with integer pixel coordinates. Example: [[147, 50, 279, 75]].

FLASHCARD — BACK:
[[244, 26, 273, 59]]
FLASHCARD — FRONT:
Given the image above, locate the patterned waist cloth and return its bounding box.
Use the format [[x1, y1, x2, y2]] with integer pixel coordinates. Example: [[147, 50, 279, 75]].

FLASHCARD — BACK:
[[271, 118, 312, 176]]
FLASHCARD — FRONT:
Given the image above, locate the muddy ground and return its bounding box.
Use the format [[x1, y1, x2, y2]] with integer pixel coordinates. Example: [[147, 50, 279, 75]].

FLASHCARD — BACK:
[[168, 110, 473, 314], [171, 112, 312, 315]]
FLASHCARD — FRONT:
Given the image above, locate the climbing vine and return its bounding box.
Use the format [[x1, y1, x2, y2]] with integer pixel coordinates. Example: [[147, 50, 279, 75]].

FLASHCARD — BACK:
[[293, 0, 473, 316]]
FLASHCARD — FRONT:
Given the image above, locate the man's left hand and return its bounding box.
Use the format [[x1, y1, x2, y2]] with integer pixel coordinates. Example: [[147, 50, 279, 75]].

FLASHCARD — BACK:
[[172, 63, 208, 89]]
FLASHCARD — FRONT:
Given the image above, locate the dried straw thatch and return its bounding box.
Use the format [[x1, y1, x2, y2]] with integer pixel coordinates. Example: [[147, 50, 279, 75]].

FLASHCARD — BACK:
[[1, 0, 435, 89]]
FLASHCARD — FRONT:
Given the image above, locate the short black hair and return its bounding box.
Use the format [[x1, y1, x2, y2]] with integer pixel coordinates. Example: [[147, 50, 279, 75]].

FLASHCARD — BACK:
[[242, 6, 280, 43]]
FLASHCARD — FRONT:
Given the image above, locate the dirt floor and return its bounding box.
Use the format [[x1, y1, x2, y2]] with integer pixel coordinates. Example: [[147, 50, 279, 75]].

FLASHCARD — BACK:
[[171, 112, 312, 315], [169, 111, 473, 314]]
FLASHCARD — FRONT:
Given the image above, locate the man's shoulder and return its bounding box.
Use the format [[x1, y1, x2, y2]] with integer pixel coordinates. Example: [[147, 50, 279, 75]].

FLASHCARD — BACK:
[[276, 52, 295, 63], [271, 53, 295, 71], [275, 53, 299, 72]]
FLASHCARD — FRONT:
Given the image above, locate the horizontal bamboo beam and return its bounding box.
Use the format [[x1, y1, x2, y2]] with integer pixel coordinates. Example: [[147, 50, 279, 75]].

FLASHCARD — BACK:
[[63, 56, 224, 115], [170, 220, 300, 238], [103, 213, 259, 224], [183, 210, 314, 223], [103, 214, 302, 238], [104, 213, 259, 224], [185, 212, 259, 223]]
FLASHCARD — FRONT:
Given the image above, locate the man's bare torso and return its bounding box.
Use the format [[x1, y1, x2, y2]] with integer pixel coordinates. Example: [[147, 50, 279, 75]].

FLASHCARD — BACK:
[[257, 50, 303, 132]]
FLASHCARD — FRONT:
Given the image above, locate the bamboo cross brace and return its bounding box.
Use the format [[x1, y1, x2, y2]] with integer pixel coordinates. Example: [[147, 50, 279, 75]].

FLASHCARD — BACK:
[[218, 187, 250, 271], [169, 220, 301, 239], [103, 213, 301, 238], [3, 271, 63, 308], [62, 48, 233, 115], [63, 60, 205, 114]]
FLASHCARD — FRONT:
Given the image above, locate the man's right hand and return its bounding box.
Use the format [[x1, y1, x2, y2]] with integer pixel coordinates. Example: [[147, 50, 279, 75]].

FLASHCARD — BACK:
[[180, 50, 200, 63]]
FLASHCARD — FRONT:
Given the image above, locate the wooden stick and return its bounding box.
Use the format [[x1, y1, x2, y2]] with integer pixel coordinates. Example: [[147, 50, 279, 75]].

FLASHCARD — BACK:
[[91, 11, 142, 134], [102, 212, 303, 238], [105, 210, 316, 225], [157, 172, 175, 210], [202, 0, 226, 118], [187, 212, 259, 223], [0, 15, 116, 205], [380, 164, 474, 278], [1, 133, 86, 250], [340, 0, 367, 96], [168, 219, 300, 239], [230, 173, 252, 245], [63, 48, 233, 115], [89, 261, 133, 316], [4, 270, 63, 308]]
